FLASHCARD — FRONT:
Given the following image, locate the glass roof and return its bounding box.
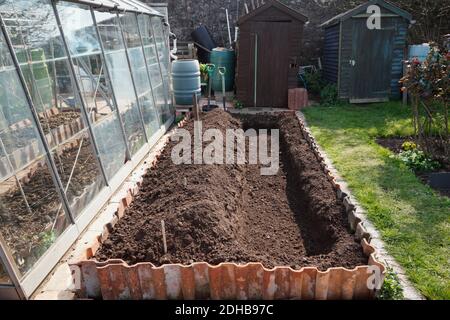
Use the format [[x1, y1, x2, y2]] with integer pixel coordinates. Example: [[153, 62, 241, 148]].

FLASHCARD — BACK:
[[66, 0, 163, 16]]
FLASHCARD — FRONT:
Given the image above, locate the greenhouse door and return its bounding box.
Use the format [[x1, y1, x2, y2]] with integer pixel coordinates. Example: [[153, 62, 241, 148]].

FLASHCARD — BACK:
[[350, 19, 394, 103]]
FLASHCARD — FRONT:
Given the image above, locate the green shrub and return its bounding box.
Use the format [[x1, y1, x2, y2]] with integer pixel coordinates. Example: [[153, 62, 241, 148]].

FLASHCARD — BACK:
[[393, 149, 441, 172], [175, 113, 185, 124], [303, 71, 325, 96], [378, 268, 404, 300], [233, 99, 244, 109], [199, 63, 208, 74], [320, 84, 339, 107], [199, 63, 209, 83]]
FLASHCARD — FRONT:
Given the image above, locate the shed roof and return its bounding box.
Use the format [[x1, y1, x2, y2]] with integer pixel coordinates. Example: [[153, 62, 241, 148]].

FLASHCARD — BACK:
[[65, 0, 163, 16], [238, 0, 308, 25], [320, 0, 412, 28]]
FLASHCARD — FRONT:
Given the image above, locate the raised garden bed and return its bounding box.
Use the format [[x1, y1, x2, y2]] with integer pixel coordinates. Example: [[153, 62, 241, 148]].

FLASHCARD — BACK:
[[40, 111, 82, 135], [72, 110, 384, 300], [0, 110, 85, 180]]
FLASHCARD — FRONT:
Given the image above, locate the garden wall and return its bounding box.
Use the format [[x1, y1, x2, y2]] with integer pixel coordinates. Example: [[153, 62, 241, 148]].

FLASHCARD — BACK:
[[146, 0, 359, 64], [144, 0, 448, 64]]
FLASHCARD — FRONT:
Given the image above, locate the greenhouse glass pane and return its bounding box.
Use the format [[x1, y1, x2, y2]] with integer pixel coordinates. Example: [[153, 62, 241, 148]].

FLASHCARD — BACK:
[[55, 3, 115, 123], [70, 55, 116, 124], [51, 131, 105, 218], [0, 0, 79, 116], [0, 29, 70, 277], [0, 68, 44, 178], [120, 13, 160, 138], [95, 11, 146, 155], [151, 17, 169, 85], [0, 0, 65, 65], [151, 16, 173, 120], [137, 14, 167, 125], [0, 161, 70, 276], [0, 0, 108, 217], [56, 1, 128, 180], [91, 118, 128, 179], [54, 3, 101, 58], [0, 259, 12, 285]]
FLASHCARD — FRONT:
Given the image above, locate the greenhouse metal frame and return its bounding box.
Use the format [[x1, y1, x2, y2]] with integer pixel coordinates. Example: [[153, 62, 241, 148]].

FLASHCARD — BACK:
[[0, 0, 174, 299]]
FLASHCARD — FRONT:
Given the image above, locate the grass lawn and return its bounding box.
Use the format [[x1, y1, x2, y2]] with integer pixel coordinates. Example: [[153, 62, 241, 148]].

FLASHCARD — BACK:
[[303, 101, 450, 300]]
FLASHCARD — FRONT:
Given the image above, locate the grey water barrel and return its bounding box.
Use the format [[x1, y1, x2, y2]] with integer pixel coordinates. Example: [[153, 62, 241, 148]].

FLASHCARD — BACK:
[[210, 48, 235, 92], [191, 26, 216, 63], [172, 59, 201, 105]]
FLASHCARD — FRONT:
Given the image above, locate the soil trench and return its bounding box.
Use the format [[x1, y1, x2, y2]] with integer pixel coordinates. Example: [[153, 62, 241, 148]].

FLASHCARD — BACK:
[[95, 110, 367, 270]]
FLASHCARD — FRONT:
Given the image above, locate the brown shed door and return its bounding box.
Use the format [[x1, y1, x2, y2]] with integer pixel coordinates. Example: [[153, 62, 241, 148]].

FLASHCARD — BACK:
[[255, 21, 290, 107]]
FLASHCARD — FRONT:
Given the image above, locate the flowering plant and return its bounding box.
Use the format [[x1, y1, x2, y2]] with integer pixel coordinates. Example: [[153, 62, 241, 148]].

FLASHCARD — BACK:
[[400, 43, 449, 157]]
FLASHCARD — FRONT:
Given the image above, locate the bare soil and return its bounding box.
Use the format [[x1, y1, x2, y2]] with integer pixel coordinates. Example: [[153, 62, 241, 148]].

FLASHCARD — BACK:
[[0, 273, 9, 284], [40, 111, 82, 134], [95, 110, 367, 270]]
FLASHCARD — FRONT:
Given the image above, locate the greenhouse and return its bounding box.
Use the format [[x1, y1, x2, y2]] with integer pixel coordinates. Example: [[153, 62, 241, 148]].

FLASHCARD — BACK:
[[0, 0, 173, 299]]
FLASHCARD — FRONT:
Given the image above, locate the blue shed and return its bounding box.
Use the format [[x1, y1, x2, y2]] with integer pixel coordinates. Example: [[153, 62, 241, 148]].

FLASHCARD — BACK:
[[321, 0, 412, 103]]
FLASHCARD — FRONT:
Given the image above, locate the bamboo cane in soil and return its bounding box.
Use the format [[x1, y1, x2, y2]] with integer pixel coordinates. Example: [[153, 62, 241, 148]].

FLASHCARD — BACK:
[[161, 220, 167, 254]]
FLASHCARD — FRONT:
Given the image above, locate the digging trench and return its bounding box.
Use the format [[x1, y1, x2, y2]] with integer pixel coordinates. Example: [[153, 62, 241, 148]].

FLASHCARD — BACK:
[[94, 110, 367, 271]]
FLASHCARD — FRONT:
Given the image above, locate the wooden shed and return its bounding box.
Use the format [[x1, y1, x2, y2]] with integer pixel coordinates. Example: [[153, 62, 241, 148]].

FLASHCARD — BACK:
[[321, 0, 412, 103], [236, 0, 307, 107]]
